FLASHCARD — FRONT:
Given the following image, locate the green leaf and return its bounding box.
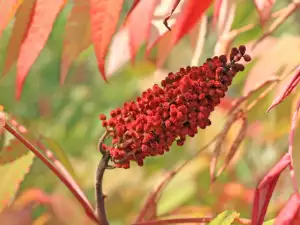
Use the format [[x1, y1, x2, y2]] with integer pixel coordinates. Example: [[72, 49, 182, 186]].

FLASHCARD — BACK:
[[0, 152, 35, 213], [208, 210, 240, 225], [41, 137, 79, 183], [263, 219, 275, 225], [0, 117, 36, 164], [0, 137, 31, 164]]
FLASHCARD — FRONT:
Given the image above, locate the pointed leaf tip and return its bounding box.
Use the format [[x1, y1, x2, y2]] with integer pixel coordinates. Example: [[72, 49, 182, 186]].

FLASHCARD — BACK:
[[90, 0, 124, 81], [16, 0, 65, 99]]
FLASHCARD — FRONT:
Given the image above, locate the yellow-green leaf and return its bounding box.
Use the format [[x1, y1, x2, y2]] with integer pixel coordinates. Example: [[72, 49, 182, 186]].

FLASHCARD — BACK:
[[0, 152, 35, 213], [208, 210, 240, 225]]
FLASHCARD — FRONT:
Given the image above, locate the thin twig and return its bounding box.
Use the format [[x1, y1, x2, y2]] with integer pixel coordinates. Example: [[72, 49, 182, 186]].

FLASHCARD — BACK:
[[95, 132, 110, 225], [4, 123, 99, 223]]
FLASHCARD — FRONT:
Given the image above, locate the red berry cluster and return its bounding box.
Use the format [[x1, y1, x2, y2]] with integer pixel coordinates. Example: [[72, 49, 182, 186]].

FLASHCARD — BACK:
[[99, 46, 251, 168]]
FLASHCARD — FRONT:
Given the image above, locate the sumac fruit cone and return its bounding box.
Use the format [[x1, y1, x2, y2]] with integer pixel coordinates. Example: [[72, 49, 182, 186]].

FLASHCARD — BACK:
[[99, 46, 251, 168]]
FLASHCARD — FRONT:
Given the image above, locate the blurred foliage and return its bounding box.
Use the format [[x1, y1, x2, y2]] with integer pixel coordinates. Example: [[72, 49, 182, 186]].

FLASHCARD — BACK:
[[0, 0, 300, 224]]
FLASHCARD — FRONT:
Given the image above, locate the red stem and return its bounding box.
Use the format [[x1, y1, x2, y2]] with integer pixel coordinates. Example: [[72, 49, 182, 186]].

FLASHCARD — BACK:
[[132, 217, 251, 225], [4, 123, 99, 224]]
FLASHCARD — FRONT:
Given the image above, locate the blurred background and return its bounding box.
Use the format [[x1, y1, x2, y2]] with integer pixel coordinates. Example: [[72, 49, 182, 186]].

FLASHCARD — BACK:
[[1, 0, 300, 224]]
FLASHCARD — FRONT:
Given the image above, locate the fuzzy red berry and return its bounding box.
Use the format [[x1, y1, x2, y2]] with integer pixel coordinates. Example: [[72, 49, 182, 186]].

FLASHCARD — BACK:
[[99, 46, 251, 168]]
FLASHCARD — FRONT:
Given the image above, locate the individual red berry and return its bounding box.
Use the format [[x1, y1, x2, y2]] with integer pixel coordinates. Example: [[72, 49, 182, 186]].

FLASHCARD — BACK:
[[99, 114, 106, 120], [243, 54, 252, 62]]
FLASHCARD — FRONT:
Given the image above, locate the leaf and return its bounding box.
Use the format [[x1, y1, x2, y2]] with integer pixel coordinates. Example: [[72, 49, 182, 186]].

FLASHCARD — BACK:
[[146, 0, 186, 54], [127, 0, 160, 64], [251, 153, 291, 225], [0, 117, 34, 164], [273, 194, 300, 225], [2, 0, 36, 76], [60, 0, 92, 84], [254, 0, 276, 26], [40, 137, 79, 183], [263, 219, 275, 225], [208, 210, 240, 225], [0, 0, 23, 38], [267, 66, 300, 112], [0, 152, 35, 213], [106, 28, 131, 76], [16, 0, 65, 99], [171, 0, 212, 46], [90, 0, 124, 82]]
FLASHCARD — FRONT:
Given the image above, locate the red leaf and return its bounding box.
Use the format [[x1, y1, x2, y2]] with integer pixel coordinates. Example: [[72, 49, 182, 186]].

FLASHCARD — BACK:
[[145, 0, 185, 56], [267, 66, 300, 112], [16, 0, 65, 99], [90, 0, 124, 82], [2, 0, 36, 76], [171, 0, 212, 46], [251, 153, 291, 225], [61, 0, 91, 84], [274, 194, 300, 225], [254, 0, 276, 26], [127, 0, 160, 64], [0, 0, 23, 38]]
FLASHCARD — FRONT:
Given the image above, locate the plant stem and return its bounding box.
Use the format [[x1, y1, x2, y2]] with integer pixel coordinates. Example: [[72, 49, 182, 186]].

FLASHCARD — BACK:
[[95, 133, 110, 225], [132, 217, 251, 225], [4, 123, 99, 223]]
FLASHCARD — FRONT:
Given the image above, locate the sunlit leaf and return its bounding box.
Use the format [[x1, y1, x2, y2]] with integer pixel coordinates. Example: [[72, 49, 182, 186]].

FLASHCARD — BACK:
[[61, 0, 92, 84], [0, 0, 23, 38], [208, 210, 239, 225], [2, 0, 36, 76], [90, 0, 124, 82], [146, 0, 186, 54], [16, 0, 65, 99], [171, 0, 212, 46], [0, 152, 35, 212], [127, 0, 160, 64]]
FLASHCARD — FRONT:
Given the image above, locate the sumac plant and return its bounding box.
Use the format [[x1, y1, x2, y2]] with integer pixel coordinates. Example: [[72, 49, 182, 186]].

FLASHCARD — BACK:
[[0, 0, 300, 225]]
